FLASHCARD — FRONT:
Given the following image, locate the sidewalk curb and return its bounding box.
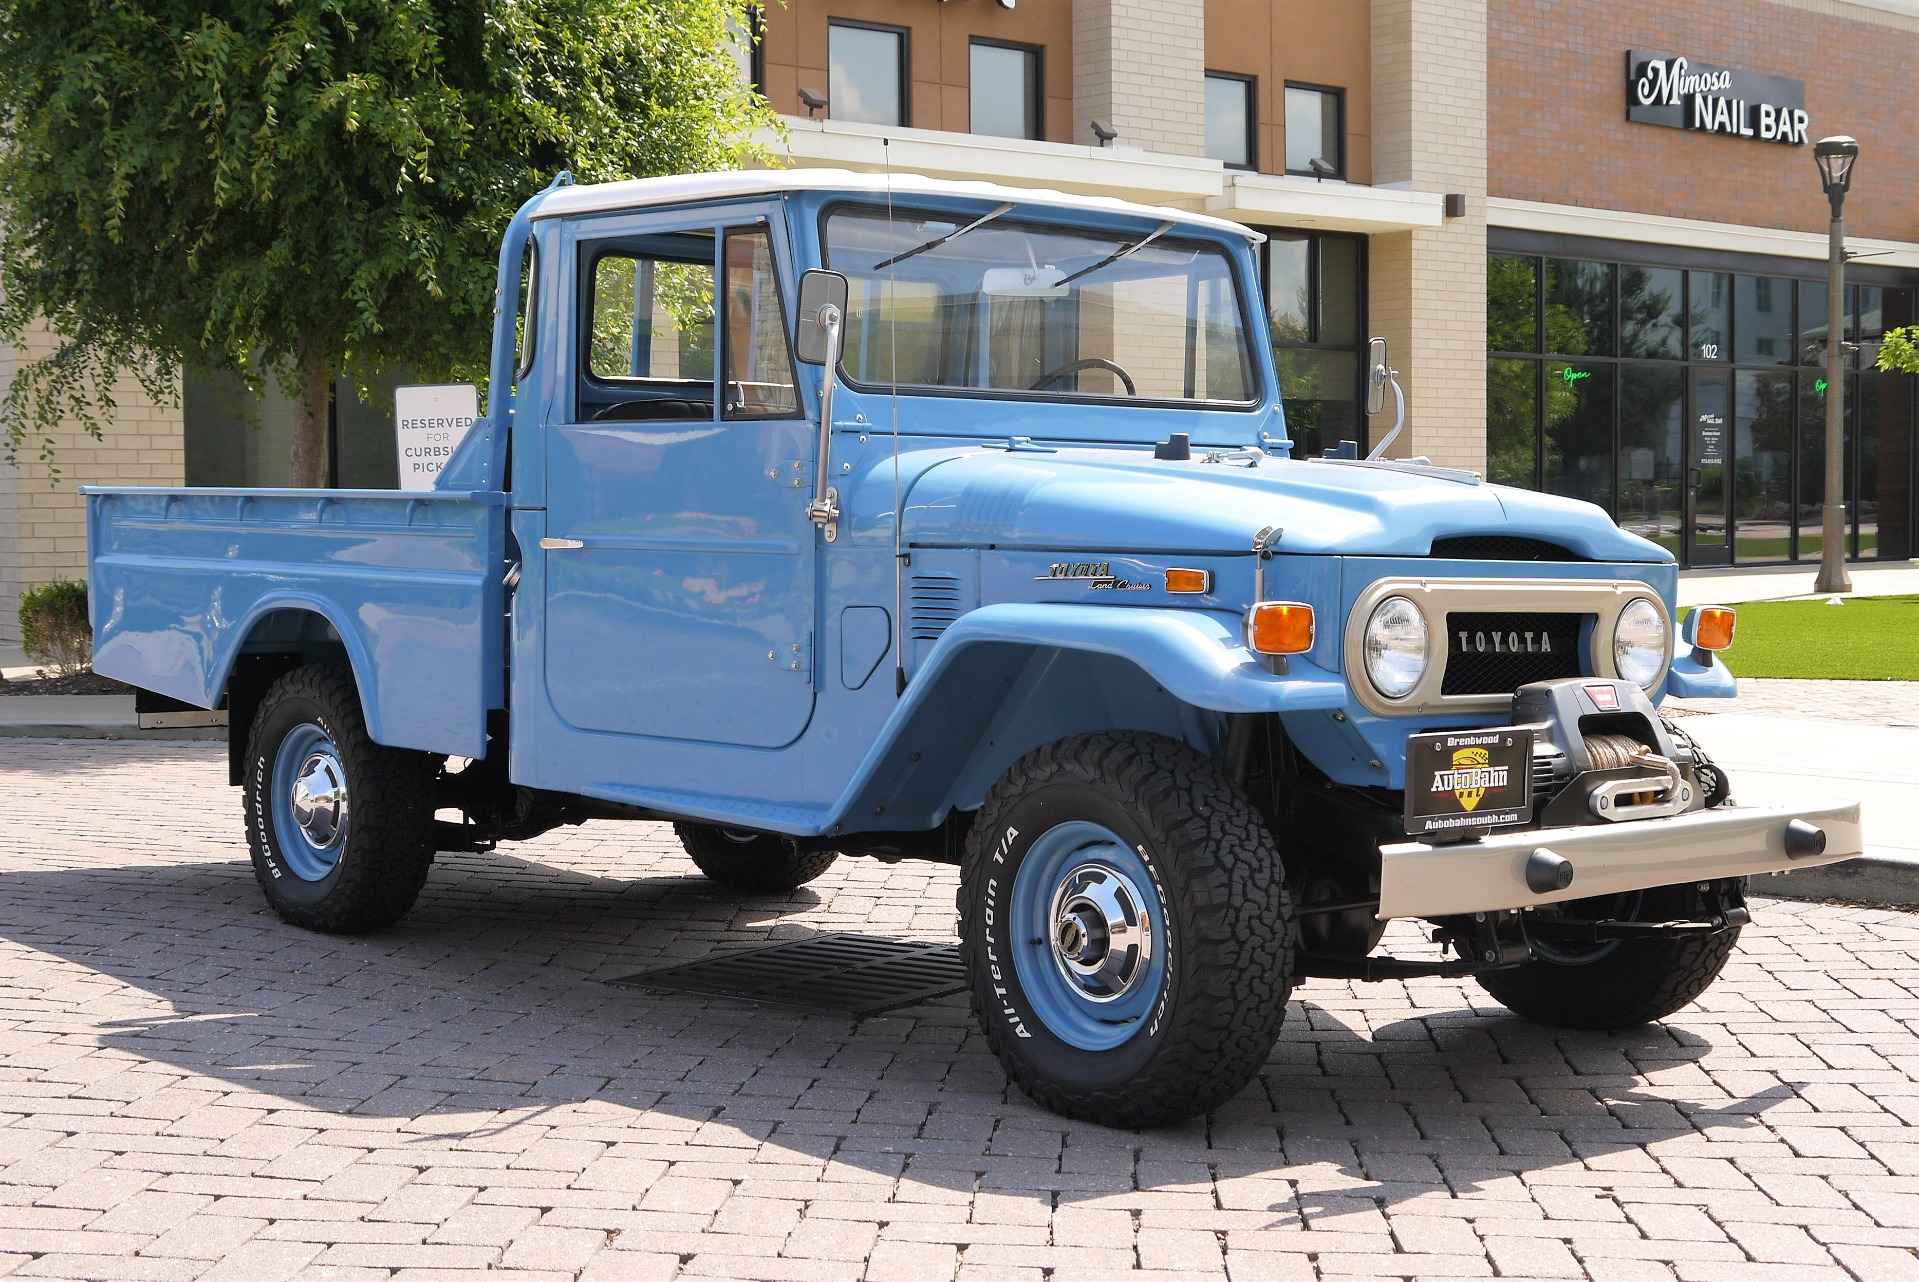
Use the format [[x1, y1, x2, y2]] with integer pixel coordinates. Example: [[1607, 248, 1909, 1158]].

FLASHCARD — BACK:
[[0, 725, 225, 741], [1759, 853, 1919, 907]]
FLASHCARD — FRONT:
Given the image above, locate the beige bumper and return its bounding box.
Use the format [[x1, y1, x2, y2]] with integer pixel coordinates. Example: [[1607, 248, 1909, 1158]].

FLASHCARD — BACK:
[[1377, 800, 1863, 920]]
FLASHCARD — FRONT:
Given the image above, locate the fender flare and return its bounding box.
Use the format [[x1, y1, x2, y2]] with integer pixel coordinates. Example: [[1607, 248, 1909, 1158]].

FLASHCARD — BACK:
[[211, 593, 388, 744], [826, 603, 1348, 832]]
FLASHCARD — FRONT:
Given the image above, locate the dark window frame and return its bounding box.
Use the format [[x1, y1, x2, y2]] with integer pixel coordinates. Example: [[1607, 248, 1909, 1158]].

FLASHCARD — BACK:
[[827, 17, 911, 128], [1486, 247, 1919, 567], [1203, 70, 1257, 172], [969, 37, 1044, 141], [1282, 81, 1345, 179]]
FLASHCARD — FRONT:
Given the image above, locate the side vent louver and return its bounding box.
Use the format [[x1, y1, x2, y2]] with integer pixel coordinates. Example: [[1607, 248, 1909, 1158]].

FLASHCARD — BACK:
[[908, 573, 963, 641]]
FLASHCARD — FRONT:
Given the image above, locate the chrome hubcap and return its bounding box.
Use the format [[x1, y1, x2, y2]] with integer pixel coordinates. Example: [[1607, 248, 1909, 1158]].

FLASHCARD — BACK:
[[1047, 863, 1154, 1002], [289, 750, 348, 849]]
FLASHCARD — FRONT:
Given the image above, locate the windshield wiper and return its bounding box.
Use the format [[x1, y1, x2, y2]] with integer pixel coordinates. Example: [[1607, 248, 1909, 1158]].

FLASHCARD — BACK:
[[1054, 220, 1176, 288], [871, 202, 1017, 271]]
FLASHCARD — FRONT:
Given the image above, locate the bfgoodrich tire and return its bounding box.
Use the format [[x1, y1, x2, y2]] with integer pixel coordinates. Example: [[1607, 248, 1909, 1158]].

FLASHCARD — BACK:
[[959, 731, 1296, 1128], [675, 824, 838, 893], [1477, 879, 1745, 1029], [243, 663, 438, 933]]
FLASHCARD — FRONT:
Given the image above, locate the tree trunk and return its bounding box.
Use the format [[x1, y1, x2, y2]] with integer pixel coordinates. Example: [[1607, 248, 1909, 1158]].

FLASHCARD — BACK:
[[288, 332, 331, 488]]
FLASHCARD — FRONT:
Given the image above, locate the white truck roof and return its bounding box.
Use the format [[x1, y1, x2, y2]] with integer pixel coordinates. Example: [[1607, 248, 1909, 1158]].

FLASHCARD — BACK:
[[528, 167, 1263, 241]]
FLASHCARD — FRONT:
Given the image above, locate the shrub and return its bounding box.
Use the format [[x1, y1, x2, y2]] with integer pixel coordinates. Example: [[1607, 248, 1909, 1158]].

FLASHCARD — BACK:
[[19, 579, 91, 676]]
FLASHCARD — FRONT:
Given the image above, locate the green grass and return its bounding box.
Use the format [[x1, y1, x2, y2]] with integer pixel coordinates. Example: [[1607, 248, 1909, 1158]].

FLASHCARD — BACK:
[[1692, 594, 1919, 680]]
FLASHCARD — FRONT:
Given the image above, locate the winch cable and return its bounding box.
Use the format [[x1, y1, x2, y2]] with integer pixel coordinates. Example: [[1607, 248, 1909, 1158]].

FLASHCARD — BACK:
[[1583, 732, 1651, 772]]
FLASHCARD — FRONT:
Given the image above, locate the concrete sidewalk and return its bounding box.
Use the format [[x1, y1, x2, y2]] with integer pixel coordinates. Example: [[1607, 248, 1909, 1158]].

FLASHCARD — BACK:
[[1679, 557, 1919, 608]]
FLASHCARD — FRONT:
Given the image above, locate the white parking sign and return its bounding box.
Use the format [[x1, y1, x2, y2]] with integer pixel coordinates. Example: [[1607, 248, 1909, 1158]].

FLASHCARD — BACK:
[[394, 384, 479, 490]]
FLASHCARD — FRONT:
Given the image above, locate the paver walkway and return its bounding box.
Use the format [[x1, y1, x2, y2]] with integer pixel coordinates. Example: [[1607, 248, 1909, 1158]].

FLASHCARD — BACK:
[[3, 741, 1919, 1281]]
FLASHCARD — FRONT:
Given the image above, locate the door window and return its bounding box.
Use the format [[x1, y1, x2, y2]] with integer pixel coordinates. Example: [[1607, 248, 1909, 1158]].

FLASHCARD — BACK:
[[722, 229, 800, 418], [580, 232, 717, 422]]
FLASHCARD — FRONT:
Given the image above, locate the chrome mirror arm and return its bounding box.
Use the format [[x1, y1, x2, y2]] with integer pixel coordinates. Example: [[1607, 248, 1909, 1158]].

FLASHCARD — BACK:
[[806, 304, 844, 533]]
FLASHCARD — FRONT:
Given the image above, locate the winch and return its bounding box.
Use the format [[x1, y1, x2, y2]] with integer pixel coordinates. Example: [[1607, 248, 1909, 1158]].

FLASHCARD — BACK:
[[1510, 678, 1722, 826]]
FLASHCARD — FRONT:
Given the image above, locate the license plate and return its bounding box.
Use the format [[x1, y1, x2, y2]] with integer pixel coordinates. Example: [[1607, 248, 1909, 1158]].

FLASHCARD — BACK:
[[1404, 727, 1535, 837]]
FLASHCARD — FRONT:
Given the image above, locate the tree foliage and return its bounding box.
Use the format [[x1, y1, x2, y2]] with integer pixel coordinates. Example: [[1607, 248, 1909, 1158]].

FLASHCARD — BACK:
[[1879, 326, 1919, 375], [0, 0, 776, 482]]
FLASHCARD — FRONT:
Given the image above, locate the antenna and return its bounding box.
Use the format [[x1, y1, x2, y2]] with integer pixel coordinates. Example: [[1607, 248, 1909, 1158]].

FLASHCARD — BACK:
[[885, 138, 907, 697]]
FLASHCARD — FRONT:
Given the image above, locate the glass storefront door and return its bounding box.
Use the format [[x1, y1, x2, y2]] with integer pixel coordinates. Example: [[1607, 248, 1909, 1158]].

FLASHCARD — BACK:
[[1688, 370, 1732, 565]]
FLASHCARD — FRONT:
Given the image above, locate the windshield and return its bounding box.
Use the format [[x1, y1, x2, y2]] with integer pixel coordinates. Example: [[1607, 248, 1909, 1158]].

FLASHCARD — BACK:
[[822, 207, 1258, 406]]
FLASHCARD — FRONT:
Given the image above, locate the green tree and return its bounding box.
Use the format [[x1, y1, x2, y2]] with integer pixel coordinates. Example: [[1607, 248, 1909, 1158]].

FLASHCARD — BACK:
[[0, 0, 775, 484], [1879, 326, 1919, 374]]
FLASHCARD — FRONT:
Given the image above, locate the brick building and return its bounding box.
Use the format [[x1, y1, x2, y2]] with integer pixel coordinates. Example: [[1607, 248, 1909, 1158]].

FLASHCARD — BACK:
[[3, 0, 1916, 639]]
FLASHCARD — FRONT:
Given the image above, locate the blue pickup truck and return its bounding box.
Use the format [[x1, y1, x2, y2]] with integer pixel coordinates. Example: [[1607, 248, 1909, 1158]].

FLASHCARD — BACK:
[[86, 170, 1861, 1127]]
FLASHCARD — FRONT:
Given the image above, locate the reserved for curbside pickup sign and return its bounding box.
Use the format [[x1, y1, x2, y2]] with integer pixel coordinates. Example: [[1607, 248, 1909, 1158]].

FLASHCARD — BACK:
[[394, 383, 479, 491]]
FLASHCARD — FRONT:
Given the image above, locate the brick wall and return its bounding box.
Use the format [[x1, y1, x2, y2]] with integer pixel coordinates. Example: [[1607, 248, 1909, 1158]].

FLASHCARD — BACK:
[[1073, 0, 1207, 156], [1369, 0, 1488, 473], [0, 324, 183, 646], [1490, 0, 1919, 243]]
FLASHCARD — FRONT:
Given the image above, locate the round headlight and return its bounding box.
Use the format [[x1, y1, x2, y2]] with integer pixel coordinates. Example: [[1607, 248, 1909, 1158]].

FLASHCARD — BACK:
[[1612, 598, 1668, 689], [1363, 596, 1429, 699]]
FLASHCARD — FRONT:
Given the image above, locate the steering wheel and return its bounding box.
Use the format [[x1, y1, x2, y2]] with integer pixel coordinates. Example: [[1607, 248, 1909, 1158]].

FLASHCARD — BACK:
[[1030, 357, 1137, 397]]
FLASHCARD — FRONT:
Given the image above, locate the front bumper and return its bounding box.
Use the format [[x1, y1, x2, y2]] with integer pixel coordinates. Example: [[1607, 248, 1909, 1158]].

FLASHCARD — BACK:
[[1377, 800, 1863, 920]]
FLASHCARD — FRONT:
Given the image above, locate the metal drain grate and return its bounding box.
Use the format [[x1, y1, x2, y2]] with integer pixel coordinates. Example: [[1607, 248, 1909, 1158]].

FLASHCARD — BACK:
[[609, 933, 966, 1018]]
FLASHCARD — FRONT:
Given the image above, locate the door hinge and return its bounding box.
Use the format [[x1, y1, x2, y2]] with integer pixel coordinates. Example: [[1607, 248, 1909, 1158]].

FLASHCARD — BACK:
[[768, 632, 813, 677], [771, 459, 810, 489]]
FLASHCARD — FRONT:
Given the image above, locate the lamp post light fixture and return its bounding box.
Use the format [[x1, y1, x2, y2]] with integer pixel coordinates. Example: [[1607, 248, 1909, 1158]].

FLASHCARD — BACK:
[[1813, 135, 1859, 596]]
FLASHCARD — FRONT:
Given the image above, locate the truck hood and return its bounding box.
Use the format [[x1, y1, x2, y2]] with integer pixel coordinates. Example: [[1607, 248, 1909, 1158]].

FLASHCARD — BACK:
[[901, 447, 1670, 561]]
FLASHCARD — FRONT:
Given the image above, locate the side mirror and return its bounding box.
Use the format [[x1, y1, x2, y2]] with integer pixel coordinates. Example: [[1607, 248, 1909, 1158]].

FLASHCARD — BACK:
[[794, 269, 850, 366], [1366, 337, 1389, 416]]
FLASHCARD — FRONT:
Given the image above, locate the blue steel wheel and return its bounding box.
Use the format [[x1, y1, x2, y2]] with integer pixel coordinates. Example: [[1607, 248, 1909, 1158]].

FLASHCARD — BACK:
[[269, 723, 351, 881], [1009, 821, 1169, 1052], [244, 663, 437, 934], [959, 731, 1297, 1128]]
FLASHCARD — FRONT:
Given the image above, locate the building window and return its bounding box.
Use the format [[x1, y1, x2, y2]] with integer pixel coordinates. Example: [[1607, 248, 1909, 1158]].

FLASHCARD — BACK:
[[828, 20, 907, 127], [1204, 73, 1255, 170], [1284, 84, 1343, 178], [726, 6, 764, 93], [1265, 230, 1366, 456], [1485, 248, 1919, 566], [970, 40, 1040, 140]]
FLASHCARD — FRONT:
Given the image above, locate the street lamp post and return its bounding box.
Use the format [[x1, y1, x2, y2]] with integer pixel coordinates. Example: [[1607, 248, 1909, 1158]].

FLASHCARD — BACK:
[[1813, 136, 1859, 596]]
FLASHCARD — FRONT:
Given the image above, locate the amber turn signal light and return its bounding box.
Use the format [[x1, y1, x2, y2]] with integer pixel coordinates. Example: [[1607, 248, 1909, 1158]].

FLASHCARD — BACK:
[[1693, 606, 1736, 651], [1246, 602, 1315, 655], [1164, 568, 1211, 594]]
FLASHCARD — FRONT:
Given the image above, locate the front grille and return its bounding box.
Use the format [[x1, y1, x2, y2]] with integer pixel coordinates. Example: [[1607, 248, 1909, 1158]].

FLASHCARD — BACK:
[[1430, 535, 1586, 562], [1441, 611, 1587, 695]]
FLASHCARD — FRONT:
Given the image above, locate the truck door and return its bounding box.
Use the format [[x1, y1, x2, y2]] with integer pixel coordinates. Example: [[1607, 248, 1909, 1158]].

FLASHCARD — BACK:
[[542, 214, 818, 749]]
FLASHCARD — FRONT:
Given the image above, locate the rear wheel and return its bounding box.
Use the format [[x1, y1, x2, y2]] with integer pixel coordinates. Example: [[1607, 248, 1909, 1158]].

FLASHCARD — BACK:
[[243, 663, 437, 933], [1477, 880, 1745, 1029], [675, 824, 838, 892], [959, 732, 1296, 1128]]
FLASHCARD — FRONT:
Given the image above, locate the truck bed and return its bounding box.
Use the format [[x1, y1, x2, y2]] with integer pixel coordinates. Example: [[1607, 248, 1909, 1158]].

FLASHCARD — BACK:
[[84, 487, 507, 758]]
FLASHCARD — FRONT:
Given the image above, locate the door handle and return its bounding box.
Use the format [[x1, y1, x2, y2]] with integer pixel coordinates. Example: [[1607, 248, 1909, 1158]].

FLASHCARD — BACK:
[[539, 537, 584, 550]]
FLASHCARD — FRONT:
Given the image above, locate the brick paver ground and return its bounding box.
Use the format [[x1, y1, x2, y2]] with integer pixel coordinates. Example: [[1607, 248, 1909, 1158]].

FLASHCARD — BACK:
[[4, 741, 1919, 1281], [1667, 679, 1919, 727]]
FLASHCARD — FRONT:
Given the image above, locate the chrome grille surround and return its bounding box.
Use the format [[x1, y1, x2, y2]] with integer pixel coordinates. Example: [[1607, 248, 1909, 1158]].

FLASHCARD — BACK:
[[1342, 577, 1671, 717]]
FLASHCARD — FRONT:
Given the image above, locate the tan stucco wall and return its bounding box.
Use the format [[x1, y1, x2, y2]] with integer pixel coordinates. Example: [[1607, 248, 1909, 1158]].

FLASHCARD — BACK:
[[0, 325, 182, 646], [1369, 0, 1488, 472]]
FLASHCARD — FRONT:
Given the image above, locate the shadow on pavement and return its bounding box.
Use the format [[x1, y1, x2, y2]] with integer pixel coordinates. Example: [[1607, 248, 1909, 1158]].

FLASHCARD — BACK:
[[0, 837, 1804, 1210]]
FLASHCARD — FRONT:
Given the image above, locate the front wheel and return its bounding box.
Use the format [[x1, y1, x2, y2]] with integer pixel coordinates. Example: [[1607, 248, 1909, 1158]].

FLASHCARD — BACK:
[[1476, 879, 1745, 1029], [960, 732, 1296, 1128], [243, 663, 438, 933]]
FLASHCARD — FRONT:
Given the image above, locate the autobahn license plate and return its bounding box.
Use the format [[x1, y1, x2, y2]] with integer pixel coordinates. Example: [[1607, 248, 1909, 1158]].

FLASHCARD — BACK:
[[1405, 728, 1534, 837]]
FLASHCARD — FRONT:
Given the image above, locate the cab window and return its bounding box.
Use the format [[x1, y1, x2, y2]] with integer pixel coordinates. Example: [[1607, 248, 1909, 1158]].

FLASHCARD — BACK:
[[578, 230, 717, 422]]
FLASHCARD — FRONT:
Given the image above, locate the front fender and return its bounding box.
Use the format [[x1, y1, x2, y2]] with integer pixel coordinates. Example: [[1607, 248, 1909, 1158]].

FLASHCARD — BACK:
[[1665, 651, 1737, 698], [826, 604, 1347, 833]]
